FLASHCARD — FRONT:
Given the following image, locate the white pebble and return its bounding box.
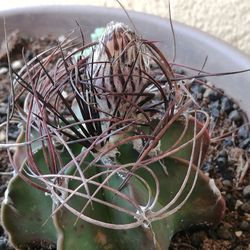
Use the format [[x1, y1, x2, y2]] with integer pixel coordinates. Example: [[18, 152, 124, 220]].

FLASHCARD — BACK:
[[235, 231, 243, 237], [11, 60, 23, 70], [0, 131, 5, 141], [0, 67, 8, 74], [235, 199, 243, 210], [243, 185, 250, 198]]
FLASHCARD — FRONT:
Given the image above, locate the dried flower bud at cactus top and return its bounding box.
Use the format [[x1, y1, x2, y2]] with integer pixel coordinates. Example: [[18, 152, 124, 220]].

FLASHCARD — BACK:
[[85, 22, 149, 118], [84, 21, 175, 121]]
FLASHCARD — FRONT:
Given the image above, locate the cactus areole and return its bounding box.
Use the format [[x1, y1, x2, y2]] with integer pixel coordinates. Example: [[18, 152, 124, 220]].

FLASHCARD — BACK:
[[1, 21, 225, 250]]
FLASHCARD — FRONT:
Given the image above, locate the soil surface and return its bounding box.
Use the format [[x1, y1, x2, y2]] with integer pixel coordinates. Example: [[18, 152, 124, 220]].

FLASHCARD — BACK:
[[0, 30, 249, 250]]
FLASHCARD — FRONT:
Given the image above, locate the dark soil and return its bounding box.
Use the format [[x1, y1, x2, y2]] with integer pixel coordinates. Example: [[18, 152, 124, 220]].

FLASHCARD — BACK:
[[0, 30, 249, 250], [169, 78, 250, 249]]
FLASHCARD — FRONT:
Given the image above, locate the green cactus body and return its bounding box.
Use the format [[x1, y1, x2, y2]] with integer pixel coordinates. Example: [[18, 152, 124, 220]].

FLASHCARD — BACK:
[[1, 118, 225, 250]]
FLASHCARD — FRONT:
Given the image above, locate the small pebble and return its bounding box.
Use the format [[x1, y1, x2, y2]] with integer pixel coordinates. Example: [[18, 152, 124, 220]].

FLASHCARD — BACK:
[[0, 104, 7, 115], [233, 103, 239, 109], [239, 221, 250, 231], [190, 83, 206, 95], [190, 231, 206, 247], [210, 100, 220, 108], [0, 67, 8, 74], [246, 214, 250, 222], [229, 110, 242, 123], [235, 199, 243, 210], [202, 160, 212, 172], [216, 223, 234, 240], [240, 201, 250, 213], [210, 106, 220, 118], [222, 180, 232, 188], [223, 167, 234, 180], [217, 155, 228, 171], [8, 125, 19, 140], [225, 193, 235, 211], [221, 96, 234, 113], [223, 138, 233, 147], [234, 246, 247, 250], [239, 138, 250, 149], [243, 185, 250, 198], [235, 231, 243, 237], [219, 150, 227, 157], [173, 68, 185, 75], [0, 237, 7, 250], [238, 126, 249, 140], [203, 88, 218, 102], [0, 131, 5, 141], [11, 60, 23, 70]]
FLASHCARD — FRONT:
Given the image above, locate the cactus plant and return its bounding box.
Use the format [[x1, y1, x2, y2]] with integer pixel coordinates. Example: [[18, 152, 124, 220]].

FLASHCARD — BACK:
[[1, 22, 225, 249]]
